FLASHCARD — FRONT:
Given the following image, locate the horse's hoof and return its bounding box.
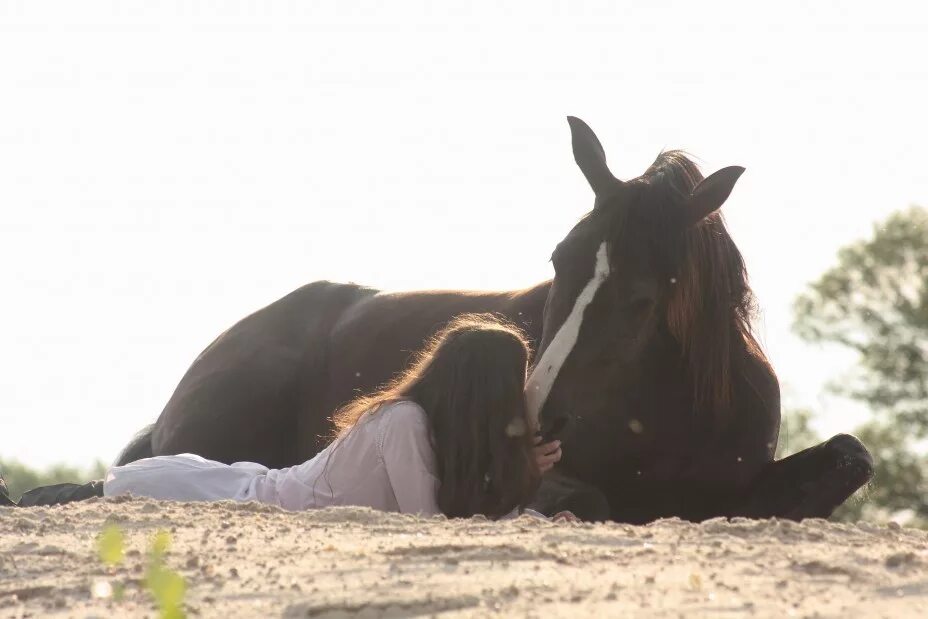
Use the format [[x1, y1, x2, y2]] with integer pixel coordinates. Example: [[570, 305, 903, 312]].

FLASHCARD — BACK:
[[823, 433, 874, 486]]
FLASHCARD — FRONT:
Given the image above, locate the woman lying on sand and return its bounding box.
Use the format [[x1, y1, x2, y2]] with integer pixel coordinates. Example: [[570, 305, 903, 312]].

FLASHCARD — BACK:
[[2, 315, 575, 521]]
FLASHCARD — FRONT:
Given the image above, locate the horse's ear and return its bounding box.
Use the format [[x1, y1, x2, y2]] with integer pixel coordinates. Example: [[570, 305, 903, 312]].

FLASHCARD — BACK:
[[567, 116, 621, 198], [685, 166, 745, 224]]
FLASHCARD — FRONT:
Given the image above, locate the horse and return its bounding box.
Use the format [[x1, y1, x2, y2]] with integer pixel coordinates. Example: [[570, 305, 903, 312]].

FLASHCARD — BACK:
[[116, 117, 873, 522], [526, 118, 873, 522]]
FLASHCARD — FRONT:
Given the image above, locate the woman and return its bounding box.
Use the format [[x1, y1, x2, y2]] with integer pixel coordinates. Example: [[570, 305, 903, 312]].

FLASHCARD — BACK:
[[3, 314, 571, 520]]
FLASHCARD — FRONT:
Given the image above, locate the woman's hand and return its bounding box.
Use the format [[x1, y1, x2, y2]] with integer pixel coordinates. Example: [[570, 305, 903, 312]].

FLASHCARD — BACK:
[[552, 511, 580, 523], [533, 436, 562, 473]]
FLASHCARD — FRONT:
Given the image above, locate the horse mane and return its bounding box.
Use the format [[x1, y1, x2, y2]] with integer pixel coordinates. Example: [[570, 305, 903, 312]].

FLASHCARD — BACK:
[[632, 151, 771, 422]]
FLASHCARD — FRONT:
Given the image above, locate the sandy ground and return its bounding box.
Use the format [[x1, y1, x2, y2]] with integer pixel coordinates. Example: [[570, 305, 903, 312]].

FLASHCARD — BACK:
[[1, 497, 927, 618]]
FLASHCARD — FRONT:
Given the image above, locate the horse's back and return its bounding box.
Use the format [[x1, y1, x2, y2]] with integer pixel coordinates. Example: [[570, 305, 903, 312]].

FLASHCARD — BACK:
[[151, 280, 375, 467], [296, 286, 550, 459], [144, 281, 549, 467], [328, 288, 533, 389]]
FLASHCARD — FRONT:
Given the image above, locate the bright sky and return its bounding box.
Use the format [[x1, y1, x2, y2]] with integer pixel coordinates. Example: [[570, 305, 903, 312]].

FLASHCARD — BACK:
[[2, 2, 926, 468]]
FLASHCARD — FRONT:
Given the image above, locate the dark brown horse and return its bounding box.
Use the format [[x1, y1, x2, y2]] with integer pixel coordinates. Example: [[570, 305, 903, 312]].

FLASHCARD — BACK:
[[116, 117, 873, 522], [526, 118, 873, 522]]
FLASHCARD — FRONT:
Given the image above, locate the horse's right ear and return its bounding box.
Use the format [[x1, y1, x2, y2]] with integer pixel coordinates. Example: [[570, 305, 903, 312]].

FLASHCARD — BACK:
[[567, 116, 621, 199], [684, 166, 745, 225]]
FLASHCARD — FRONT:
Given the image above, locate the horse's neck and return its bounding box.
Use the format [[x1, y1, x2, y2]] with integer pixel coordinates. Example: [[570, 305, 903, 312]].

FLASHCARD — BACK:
[[506, 281, 551, 352], [634, 325, 777, 418]]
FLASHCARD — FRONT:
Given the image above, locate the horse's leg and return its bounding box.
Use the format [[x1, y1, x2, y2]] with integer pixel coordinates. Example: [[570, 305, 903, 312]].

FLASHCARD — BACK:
[[734, 433, 874, 520], [530, 470, 612, 521]]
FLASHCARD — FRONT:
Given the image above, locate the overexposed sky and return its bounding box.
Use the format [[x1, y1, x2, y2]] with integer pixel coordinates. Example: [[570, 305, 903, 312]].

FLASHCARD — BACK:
[[2, 2, 926, 468]]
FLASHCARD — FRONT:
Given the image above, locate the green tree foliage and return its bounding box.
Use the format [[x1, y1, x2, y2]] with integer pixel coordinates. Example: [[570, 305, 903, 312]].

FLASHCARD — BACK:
[[0, 458, 107, 501], [794, 206, 928, 435], [793, 206, 928, 525]]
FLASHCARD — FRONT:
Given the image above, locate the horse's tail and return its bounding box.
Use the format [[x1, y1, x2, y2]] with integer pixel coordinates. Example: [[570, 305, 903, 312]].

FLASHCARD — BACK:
[[113, 424, 155, 466]]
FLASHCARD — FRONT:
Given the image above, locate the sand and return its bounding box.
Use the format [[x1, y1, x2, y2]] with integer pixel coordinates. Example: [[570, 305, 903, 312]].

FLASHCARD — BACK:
[[1, 497, 927, 618]]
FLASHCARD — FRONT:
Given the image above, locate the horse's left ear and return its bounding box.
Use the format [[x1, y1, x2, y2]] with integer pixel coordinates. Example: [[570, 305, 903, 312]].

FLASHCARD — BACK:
[[567, 116, 621, 199], [685, 166, 745, 224]]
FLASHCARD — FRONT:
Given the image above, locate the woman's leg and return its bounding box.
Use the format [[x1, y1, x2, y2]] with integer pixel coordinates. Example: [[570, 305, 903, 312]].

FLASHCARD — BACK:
[[2, 479, 104, 508]]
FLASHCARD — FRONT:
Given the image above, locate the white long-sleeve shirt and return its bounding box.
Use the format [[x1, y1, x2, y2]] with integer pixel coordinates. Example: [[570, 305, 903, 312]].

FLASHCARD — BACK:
[[107, 401, 494, 516]]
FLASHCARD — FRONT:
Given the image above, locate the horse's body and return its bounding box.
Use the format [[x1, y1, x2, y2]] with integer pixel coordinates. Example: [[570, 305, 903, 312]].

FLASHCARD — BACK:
[[118, 118, 873, 523], [135, 283, 550, 469]]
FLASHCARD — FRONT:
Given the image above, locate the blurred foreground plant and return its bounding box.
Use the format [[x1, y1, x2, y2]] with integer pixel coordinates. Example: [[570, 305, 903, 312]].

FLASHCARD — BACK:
[[95, 524, 187, 618]]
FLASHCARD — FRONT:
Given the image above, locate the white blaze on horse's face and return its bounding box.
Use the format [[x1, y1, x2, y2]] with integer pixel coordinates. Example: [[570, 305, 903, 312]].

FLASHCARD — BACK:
[[525, 241, 611, 429]]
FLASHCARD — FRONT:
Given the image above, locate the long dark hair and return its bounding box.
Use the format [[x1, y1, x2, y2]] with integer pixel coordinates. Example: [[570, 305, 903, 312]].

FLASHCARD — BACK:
[[331, 314, 541, 519]]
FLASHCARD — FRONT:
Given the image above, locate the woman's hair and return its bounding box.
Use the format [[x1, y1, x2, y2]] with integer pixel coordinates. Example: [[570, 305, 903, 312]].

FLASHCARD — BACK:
[[331, 313, 540, 519]]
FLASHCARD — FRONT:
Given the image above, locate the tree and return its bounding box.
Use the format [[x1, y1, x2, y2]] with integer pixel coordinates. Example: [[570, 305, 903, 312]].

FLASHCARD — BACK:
[[794, 206, 928, 435], [792, 206, 928, 525]]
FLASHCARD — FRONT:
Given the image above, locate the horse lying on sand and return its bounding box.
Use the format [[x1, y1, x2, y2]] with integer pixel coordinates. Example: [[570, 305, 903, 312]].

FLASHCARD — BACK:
[[115, 117, 873, 523]]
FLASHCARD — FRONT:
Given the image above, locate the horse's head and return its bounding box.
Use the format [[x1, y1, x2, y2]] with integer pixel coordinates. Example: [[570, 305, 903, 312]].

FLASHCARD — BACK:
[[527, 117, 756, 450]]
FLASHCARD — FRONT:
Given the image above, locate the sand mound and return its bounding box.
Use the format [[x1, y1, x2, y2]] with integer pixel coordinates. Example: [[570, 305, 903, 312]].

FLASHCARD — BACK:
[[2, 498, 927, 617]]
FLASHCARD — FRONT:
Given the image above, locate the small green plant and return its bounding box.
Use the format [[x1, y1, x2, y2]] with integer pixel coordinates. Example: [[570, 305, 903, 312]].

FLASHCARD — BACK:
[[95, 524, 126, 601], [94, 525, 187, 619], [97, 524, 125, 566], [145, 531, 187, 619]]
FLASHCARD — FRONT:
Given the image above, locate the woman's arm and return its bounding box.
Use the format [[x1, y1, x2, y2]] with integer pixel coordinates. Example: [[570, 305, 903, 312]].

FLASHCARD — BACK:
[[379, 403, 443, 516]]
